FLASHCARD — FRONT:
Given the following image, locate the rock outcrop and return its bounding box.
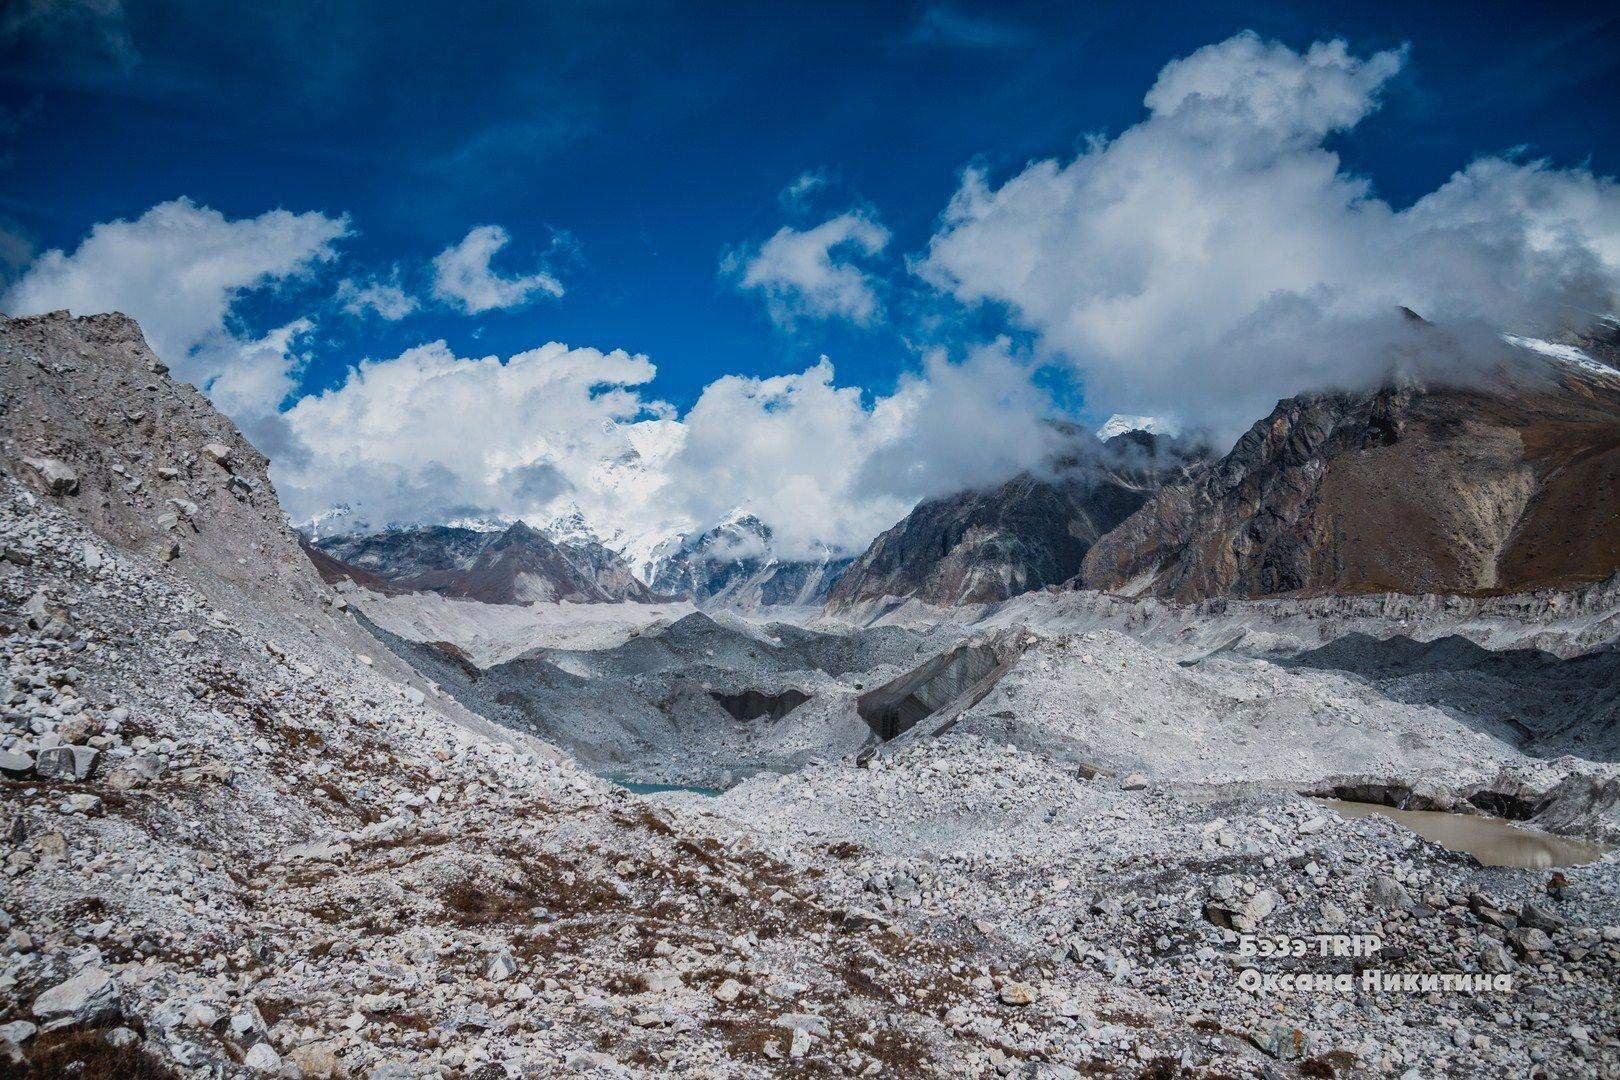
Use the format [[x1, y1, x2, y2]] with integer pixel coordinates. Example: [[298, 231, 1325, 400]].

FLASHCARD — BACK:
[[0, 311, 328, 608]]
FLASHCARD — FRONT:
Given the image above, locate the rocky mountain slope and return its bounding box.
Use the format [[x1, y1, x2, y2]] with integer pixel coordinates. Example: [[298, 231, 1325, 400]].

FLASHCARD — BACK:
[[1080, 341, 1620, 603], [826, 430, 1200, 610], [315, 521, 659, 605], [647, 510, 852, 609]]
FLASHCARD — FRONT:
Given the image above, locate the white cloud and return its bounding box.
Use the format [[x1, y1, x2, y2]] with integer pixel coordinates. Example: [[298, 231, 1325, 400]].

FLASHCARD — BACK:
[[279, 339, 673, 534], [919, 31, 1620, 439], [667, 341, 1063, 557], [730, 212, 890, 327], [336, 272, 418, 320], [1, 197, 348, 445], [277, 337, 1059, 559], [779, 171, 827, 210], [431, 224, 563, 314]]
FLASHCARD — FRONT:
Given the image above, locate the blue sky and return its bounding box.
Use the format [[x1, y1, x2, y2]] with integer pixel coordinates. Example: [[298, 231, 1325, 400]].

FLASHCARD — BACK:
[[5, 0, 1617, 407], [3, 2, 1620, 553]]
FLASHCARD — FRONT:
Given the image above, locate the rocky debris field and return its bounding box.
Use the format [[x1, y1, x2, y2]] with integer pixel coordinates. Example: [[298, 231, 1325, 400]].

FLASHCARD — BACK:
[[714, 738, 1620, 1077], [897, 628, 1620, 827], [0, 481, 1064, 1078], [359, 599, 946, 789]]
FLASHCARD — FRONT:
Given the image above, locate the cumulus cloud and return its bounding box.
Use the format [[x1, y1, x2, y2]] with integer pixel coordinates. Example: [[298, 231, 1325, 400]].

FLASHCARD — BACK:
[[729, 212, 891, 327], [664, 342, 1062, 556], [336, 272, 418, 320], [277, 336, 1060, 559], [431, 224, 563, 314], [278, 340, 673, 533], [1, 197, 348, 447], [919, 31, 1620, 438]]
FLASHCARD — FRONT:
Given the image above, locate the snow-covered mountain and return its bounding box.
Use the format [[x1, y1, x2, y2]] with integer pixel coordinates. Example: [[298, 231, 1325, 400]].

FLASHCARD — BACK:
[[646, 509, 853, 609], [314, 521, 659, 605], [297, 503, 358, 541], [1096, 413, 1178, 440]]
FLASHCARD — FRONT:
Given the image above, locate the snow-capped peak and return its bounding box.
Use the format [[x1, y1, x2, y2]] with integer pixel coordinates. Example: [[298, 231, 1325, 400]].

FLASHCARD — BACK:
[[1097, 414, 1178, 440], [444, 514, 517, 533], [296, 504, 354, 540]]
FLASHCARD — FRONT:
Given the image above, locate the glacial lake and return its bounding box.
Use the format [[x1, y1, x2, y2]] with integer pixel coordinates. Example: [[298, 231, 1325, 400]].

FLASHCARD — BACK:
[[1316, 799, 1611, 869]]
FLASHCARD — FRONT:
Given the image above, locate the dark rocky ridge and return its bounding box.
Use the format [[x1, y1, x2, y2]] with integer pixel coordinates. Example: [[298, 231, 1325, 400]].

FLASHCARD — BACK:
[[826, 431, 1203, 610], [1079, 351, 1620, 602]]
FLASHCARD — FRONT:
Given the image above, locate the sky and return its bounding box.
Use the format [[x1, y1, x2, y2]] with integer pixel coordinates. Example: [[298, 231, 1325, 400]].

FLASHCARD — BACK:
[[3, 1, 1620, 557]]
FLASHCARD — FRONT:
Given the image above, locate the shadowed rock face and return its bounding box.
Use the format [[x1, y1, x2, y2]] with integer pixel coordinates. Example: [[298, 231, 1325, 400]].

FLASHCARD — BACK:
[[856, 641, 1009, 741], [709, 689, 811, 721], [1079, 354, 1620, 602], [317, 522, 658, 605], [826, 432, 1201, 610]]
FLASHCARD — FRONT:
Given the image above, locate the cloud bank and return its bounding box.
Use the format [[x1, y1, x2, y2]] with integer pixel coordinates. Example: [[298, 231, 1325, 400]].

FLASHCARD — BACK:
[[275, 337, 1059, 559], [920, 31, 1620, 436]]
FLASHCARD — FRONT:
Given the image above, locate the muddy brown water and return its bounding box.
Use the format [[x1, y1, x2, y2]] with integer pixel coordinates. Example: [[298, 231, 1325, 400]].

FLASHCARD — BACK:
[[1316, 799, 1612, 869]]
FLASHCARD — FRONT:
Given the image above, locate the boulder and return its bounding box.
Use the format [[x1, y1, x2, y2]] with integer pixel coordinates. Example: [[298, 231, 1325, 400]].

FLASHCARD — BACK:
[[1369, 876, 1414, 911], [1508, 927, 1554, 957], [243, 1042, 282, 1072], [23, 458, 78, 496], [485, 953, 517, 982], [34, 745, 99, 782], [287, 1041, 343, 1078], [32, 967, 118, 1024], [999, 982, 1038, 1006]]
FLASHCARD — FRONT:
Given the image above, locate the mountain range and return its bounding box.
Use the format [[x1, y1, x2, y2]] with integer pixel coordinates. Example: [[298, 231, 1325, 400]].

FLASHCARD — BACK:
[[305, 321, 1620, 613], [315, 520, 659, 604], [825, 429, 1203, 609]]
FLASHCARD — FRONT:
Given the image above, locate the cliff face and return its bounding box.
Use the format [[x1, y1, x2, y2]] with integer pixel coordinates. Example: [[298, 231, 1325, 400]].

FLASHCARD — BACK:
[[826, 432, 1201, 609], [1079, 360, 1620, 601]]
